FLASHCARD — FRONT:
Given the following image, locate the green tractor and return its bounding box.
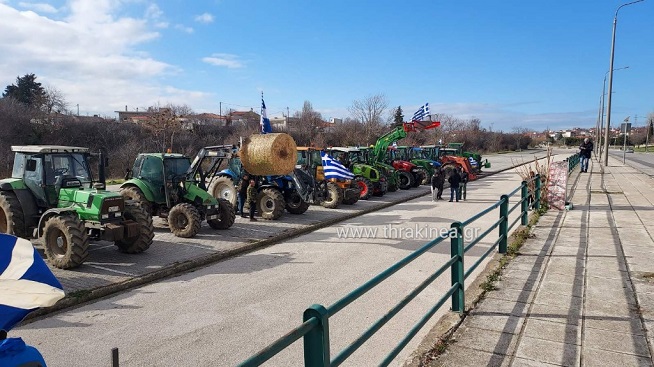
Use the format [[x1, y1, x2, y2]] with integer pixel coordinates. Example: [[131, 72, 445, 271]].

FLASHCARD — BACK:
[[446, 143, 490, 172], [120, 149, 235, 238], [325, 147, 388, 199], [392, 146, 441, 185], [0, 146, 154, 269], [358, 146, 400, 192]]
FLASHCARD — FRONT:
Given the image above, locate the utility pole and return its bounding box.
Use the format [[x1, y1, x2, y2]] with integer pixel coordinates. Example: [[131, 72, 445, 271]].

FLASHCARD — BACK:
[[646, 118, 652, 153], [219, 102, 222, 116], [77, 104, 79, 116]]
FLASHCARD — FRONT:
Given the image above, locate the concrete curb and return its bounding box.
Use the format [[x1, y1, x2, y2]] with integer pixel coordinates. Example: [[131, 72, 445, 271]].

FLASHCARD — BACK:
[[23, 154, 552, 323]]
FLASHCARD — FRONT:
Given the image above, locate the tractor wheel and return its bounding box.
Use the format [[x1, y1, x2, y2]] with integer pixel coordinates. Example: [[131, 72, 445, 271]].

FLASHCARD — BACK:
[[257, 188, 285, 220], [353, 177, 373, 200], [387, 182, 398, 192], [285, 191, 310, 214], [43, 215, 89, 269], [115, 202, 154, 253], [321, 182, 343, 209], [208, 198, 236, 229], [119, 186, 152, 215], [398, 171, 414, 190], [413, 168, 427, 187], [0, 191, 26, 237], [168, 203, 201, 238], [342, 195, 359, 205], [208, 176, 237, 208]]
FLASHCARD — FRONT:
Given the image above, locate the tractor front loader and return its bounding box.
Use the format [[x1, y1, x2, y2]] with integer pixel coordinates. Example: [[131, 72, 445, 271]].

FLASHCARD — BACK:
[[0, 146, 154, 269], [120, 149, 235, 238]]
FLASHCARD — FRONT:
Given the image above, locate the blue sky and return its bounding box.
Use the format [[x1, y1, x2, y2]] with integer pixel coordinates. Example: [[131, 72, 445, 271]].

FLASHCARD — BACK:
[[0, 0, 652, 131]]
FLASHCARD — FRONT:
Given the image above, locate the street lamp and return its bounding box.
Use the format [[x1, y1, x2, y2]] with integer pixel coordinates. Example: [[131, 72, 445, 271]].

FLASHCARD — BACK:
[[598, 66, 629, 161], [603, 0, 645, 166]]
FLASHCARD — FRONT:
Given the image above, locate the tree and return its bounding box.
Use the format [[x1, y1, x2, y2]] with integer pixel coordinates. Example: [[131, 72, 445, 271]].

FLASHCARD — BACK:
[[3, 74, 45, 108], [348, 94, 388, 145], [42, 85, 68, 118], [512, 127, 533, 151], [292, 101, 324, 146], [391, 105, 404, 127]]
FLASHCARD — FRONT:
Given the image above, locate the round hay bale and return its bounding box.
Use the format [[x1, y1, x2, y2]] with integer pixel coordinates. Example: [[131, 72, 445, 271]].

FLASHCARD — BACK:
[[240, 133, 297, 176]]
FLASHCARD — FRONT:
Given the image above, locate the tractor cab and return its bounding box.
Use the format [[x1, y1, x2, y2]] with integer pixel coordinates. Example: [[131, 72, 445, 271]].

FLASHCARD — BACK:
[[11, 146, 95, 208], [128, 153, 191, 206]]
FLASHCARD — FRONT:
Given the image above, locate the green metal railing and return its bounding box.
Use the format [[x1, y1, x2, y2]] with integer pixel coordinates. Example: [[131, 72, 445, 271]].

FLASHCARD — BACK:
[[566, 153, 580, 173], [239, 175, 542, 367]]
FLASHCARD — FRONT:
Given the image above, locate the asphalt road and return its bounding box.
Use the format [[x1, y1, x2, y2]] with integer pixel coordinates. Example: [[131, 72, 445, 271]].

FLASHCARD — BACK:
[[14, 153, 565, 367], [607, 149, 654, 176]]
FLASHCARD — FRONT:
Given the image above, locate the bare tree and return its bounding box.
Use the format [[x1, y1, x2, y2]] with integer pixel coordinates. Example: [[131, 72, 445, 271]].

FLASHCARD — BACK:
[[42, 85, 68, 123], [292, 101, 324, 145], [348, 94, 388, 144], [512, 127, 533, 151]]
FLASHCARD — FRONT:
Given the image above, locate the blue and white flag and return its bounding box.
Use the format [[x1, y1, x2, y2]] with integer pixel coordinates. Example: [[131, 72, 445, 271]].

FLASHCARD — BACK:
[[260, 95, 272, 134], [321, 151, 354, 180], [412, 103, 430, 122], [0, 234, 65, 332]]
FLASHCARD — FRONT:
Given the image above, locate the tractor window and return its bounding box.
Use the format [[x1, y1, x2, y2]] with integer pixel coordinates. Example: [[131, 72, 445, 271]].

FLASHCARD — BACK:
[[23, 155, 48, 206], [140, 156, 163, 184], [45, 154, 92, 185], [297, 151, 307, 166], [11, 153, 26, 178], [164, 158, 191, 179]]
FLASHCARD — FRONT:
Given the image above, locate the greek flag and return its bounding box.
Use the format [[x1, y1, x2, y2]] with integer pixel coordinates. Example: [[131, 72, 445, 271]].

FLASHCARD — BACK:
[[0, 234, 65, 332], [412, 103, 430, 122], [260, 94, 272, 134], [321, 151, 354, 180]]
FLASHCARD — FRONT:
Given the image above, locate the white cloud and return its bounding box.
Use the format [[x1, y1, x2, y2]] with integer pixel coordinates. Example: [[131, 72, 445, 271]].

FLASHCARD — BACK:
[[194, 12, 213, 24], [202, 53, 244, 69], [144, 3, 162, 19], [18, 2, 58, 13], [174, 24, 194, 33], [0, 2, 209, 117]]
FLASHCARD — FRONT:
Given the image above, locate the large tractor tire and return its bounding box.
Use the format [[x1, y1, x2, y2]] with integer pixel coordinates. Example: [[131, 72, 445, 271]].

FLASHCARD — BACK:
[[413, 168, 429, 187], [285, 191, 310, 214], [387, 182, 398, 192], [397, 171, 414, 190], [257, 188, 285, 220], [208, 176, 237, 208], [0, 191, 26, 237], [115, 202, 154, 253], [208, 198, 236, 230], [168, 203, 202, 238], [321, 182, 343, 209], [119, 186, 152, 215], [353, 177, 373, 200], [43, 215, 89, 269]]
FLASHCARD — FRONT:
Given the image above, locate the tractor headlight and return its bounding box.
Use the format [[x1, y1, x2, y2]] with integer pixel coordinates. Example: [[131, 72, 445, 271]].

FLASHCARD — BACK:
[[108, 206, 121, 213], [102, 214, 109, 219]]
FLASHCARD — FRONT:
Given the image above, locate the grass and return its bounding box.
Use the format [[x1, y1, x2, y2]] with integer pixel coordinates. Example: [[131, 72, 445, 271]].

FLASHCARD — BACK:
[[68, 289, 92, 299], [633, 146, 653, 153], [106, 178, 125, 185]]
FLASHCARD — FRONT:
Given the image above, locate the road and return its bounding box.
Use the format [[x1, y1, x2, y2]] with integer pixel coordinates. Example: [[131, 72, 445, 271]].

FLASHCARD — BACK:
[[14, 152, 565, 367], [607, 149, 654, 176]]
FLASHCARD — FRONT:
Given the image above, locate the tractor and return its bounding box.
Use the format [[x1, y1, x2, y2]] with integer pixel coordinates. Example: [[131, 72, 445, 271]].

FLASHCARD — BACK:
[[120, 148, 235, 238], [357, 147, 400, 192], [215, 155, 311, 220], [445, 143, 490, 173], [421, 145, 478, 181], [0, 146, 154, 269], [296, 147, 360, 206], [325, 147, 388, 199], [392, 145, 441, 185]]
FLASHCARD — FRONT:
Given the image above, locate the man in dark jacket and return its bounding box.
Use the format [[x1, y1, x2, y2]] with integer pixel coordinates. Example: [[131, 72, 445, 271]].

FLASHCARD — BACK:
[[579, 138, 593, 172], [448, 170, 461, 202], [237, 173, 250, 217], [457, 168, 469, 201], [433, 168, 445, 200], [246, 178, 258, 221]]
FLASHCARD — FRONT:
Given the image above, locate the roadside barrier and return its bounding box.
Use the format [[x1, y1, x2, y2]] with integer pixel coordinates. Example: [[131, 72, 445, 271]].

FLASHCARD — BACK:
[[566, 153, 580, 173], [238, 175, 542, 367]]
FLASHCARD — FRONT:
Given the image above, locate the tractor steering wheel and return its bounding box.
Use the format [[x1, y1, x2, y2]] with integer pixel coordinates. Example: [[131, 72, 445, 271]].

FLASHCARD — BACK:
[[54, 167, 69, 175]]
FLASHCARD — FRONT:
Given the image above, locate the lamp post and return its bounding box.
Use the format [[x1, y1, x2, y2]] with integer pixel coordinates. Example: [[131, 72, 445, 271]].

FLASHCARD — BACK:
[[603, 0, 645, 166], [598, 66, 629, 161]]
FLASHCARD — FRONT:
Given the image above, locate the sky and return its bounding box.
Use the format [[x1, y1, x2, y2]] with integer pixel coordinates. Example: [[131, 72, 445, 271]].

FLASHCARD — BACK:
[[0, 0, 652, 132]]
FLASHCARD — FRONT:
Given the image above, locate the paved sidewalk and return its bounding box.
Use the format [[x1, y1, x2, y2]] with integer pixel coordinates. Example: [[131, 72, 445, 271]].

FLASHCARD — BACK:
[[425, 156, 654, 366]]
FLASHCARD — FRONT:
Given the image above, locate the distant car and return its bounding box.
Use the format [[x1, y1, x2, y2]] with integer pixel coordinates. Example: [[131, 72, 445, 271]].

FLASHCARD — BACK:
[[625, 148, 634, 153]]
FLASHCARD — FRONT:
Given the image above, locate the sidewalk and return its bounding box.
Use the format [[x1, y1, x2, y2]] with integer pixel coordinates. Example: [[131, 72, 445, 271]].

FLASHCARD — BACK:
[[423, 156, 654, 366]]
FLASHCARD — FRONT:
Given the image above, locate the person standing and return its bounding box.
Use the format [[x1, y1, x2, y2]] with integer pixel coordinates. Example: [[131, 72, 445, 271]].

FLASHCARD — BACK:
[[457, 168, 469, 201], [448, 169, 461, 202], [435, 167, 445, 200], [246, 178, 258, 221], [237, 173, 250, 217], [579, 138, 593, 173], [430, 170, 439, 202]]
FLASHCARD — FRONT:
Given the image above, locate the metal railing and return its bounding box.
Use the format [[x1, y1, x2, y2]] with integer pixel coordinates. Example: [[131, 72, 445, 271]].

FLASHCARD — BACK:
[[238, 175, 542, 367], [566, 153, 580, 173]]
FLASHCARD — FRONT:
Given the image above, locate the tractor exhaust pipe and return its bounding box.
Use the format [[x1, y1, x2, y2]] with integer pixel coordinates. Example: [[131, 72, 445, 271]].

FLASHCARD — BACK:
[[97, 149, 107, 189]]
